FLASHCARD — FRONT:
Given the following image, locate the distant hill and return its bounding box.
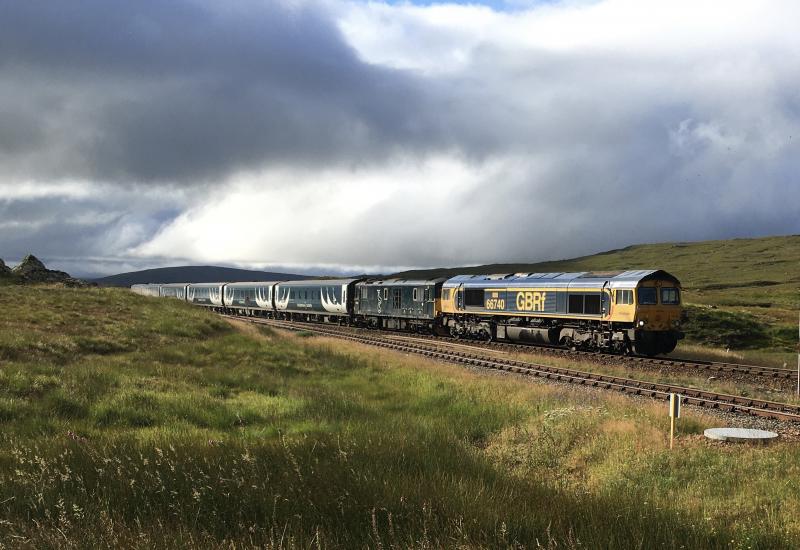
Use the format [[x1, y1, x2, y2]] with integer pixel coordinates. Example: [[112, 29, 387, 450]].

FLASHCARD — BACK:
[[93, 266, 309, 287]]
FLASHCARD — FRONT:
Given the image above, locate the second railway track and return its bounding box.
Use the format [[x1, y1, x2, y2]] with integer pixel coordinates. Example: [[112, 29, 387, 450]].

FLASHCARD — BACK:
[[225, 315, 800, 423]]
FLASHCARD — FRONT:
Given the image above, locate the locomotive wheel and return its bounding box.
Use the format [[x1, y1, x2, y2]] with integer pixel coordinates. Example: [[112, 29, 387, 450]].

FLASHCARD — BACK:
[[660, 333, 678, 354]]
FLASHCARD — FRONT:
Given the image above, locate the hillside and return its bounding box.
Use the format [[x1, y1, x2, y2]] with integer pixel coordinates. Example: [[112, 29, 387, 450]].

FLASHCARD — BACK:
[[395, 234, 800, 353], [93, 265, 308, 287]]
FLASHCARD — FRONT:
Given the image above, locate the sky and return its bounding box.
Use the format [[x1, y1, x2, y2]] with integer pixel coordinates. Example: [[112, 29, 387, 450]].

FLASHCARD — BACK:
[[1, 0, 798, 277]]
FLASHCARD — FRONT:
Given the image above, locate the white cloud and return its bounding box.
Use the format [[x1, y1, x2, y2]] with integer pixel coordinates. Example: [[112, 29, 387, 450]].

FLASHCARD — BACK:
[[132, 155, 514, 270]]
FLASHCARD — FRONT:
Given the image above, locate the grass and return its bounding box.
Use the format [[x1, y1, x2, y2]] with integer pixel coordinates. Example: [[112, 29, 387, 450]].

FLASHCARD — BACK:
[[396, 234, 800, 357], [1, 286, 800, 547]]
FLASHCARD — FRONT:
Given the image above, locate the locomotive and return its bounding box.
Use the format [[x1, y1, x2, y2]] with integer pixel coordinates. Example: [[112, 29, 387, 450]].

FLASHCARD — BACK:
[[132, 269, 684, 356]]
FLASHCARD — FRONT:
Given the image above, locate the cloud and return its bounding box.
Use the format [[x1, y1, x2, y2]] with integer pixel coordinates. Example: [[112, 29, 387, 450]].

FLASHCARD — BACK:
[[0, 0, 799, 274], [0, 0, 451, 184]]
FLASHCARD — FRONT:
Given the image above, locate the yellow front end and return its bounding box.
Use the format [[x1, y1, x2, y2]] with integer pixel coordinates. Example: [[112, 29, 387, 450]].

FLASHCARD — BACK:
[[633, 279, 683, 332]]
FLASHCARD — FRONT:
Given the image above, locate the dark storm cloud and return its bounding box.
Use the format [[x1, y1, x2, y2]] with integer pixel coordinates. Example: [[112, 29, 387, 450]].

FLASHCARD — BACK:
[[0, 0, 447, 184]]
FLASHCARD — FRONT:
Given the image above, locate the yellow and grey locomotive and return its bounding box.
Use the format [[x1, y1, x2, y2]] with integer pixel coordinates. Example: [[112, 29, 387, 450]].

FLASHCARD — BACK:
[[439, 270, 683, 355]]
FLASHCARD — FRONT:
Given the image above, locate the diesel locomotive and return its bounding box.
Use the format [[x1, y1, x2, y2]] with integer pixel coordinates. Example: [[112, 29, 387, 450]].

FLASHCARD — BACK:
[[132, 269, 684, 356]]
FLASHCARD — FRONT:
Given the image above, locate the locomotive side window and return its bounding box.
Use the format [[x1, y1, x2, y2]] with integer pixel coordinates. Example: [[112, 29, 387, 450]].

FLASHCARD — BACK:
[[638, 287, 658, 305], [442, 289, 451, 301], [584, 294, 601, 315], [661, 287, 680, 305], [383, 288, 388, 300], [568, 294, 584, 314], [464, 288, 484, 307]]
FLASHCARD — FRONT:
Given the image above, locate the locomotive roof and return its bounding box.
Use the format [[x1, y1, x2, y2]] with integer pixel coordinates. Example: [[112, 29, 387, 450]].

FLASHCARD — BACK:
[[445, 270, 680, 288]]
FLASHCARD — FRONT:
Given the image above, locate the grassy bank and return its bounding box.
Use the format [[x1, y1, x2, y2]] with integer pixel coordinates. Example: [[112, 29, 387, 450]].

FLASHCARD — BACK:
[[1, 286, 799, 548]]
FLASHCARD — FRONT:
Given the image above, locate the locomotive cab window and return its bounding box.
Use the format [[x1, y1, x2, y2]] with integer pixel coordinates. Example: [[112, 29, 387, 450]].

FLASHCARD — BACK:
[[661, 287, 680, 305], [637, 287, 658, 305], [615, 289, 633, 305]]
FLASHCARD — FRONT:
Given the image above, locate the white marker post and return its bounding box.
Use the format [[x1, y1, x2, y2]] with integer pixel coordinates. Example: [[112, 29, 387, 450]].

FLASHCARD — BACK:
[[669, 393, 681, 449], [797, 311, 799, 397]]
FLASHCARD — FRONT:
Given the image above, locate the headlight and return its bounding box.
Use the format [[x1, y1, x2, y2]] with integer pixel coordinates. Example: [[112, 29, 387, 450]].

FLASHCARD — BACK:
[[638, 320, 646, 327], [672, 319, 680, 327]]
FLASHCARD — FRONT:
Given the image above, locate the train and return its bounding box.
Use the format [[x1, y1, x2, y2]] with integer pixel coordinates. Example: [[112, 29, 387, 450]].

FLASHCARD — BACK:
[[132, 269, 684, 356]]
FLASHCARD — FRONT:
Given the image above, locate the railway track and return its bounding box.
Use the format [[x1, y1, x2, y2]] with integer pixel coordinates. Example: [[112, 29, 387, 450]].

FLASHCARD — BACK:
[[221, 313, 796, 381], [226, 316, 800, 423]]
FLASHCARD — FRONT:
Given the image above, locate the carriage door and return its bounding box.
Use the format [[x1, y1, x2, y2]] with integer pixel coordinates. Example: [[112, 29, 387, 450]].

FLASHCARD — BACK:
[[456, 285, 464, 310]]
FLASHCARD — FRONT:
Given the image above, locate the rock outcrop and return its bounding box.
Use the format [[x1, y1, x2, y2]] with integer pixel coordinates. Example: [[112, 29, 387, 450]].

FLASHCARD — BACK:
[[0, 258, 11, 277], [8, 254, 93, 287]]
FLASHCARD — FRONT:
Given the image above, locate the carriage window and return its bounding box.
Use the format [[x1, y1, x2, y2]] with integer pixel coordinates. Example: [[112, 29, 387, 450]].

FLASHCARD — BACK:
[[361, 287, 368, 299], [413, 288, 419, 301], [584, 294, 601, 315], [568, 294, 584, 314], [424, 288, 430, 301], [638, 287, 658, 305], [661, 287, 680, 305], [383, 288, 388, 300]]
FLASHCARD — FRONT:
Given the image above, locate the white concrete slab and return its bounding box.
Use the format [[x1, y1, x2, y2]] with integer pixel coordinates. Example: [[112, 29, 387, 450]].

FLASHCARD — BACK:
[[704, 427, 778, 443]]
